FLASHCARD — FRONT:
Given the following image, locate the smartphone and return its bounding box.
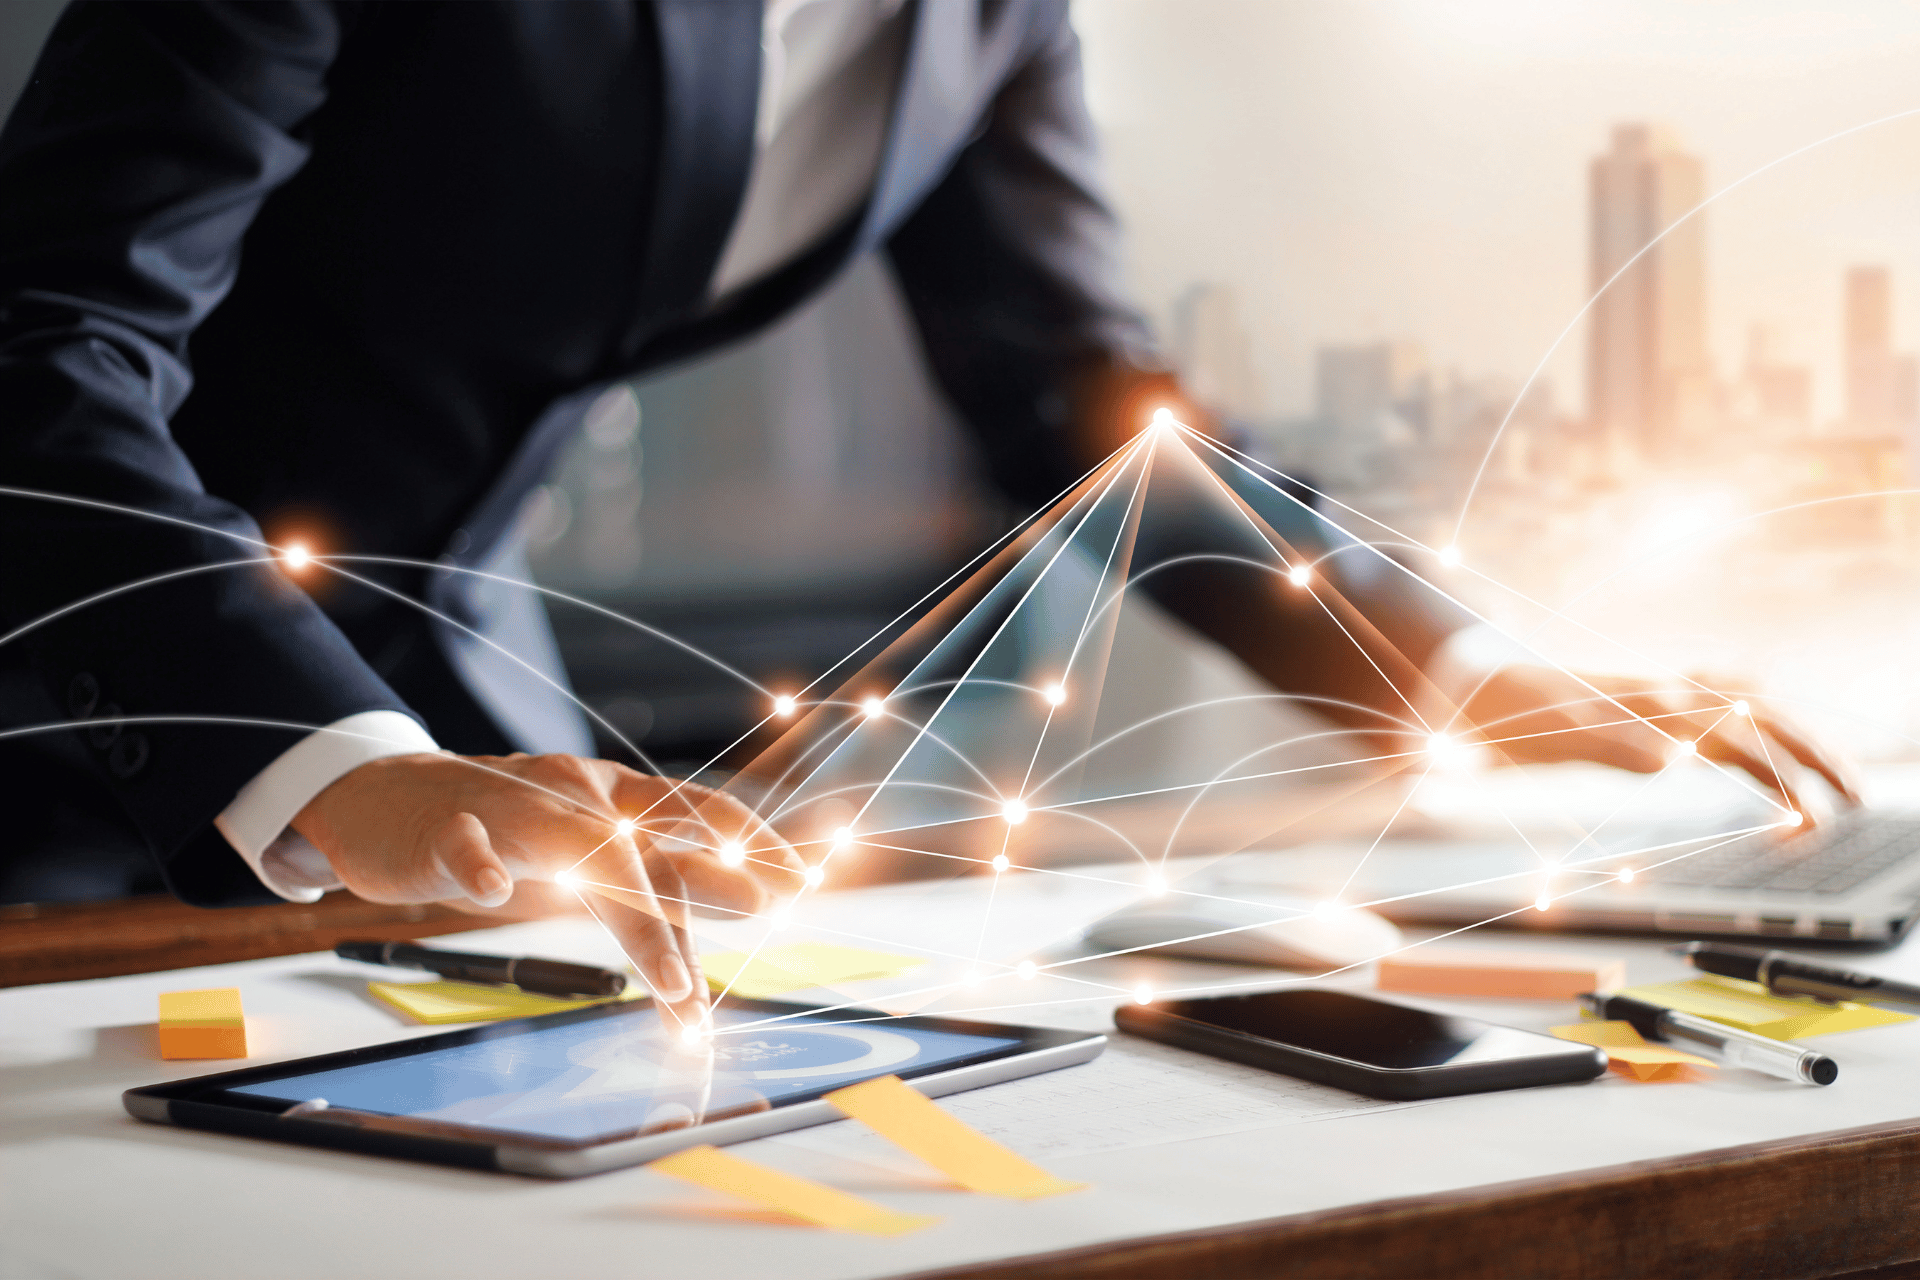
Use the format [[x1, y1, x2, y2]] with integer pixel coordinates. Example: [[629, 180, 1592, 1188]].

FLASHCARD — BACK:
[[1115, 989, 1607, 1100]]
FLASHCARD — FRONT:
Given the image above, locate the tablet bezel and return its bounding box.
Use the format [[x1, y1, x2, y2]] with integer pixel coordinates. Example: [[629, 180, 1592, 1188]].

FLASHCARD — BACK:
[[123, 997, 1106, 1178]]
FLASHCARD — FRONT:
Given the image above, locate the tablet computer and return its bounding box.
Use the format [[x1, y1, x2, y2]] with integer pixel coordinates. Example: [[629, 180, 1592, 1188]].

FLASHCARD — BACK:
[[123, 997, 1105, 1178]]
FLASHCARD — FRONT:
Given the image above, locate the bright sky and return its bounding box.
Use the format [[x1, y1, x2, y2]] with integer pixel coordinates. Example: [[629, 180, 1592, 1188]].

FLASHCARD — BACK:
[[1074, 0, 1920, 421]]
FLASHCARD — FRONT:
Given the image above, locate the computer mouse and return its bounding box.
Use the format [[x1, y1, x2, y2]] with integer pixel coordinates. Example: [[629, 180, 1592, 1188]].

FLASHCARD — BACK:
[[1081, 893, 1403, 971]]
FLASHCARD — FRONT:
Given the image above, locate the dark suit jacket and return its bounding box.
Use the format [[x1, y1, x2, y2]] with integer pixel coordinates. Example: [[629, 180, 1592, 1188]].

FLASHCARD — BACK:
[[0, 0, 1158, 904]]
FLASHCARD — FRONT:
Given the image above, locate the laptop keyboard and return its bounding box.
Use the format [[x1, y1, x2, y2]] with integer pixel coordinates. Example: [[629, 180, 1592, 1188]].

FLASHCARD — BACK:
[[1639, 811, 1920, 895]]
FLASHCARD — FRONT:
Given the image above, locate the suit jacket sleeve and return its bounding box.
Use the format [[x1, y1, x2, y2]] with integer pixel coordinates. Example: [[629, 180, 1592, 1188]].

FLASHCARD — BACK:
[[0, 0, 416, 906], [885, 4, 1472, 727]]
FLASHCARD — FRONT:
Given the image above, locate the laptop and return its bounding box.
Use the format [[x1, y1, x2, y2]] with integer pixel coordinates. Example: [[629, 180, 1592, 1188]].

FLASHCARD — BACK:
[[1211, 806, 1920, 948]]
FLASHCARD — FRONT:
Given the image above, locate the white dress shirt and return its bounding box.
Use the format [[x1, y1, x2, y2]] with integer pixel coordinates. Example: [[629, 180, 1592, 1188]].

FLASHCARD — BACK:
[[217, 0, 912, 901]]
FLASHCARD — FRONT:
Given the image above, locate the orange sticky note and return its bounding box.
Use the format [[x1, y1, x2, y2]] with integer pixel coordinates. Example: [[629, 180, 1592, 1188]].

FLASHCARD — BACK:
[[824, 1075, 1085, 1200], [1378, 950, 1626, 1000], [158, 987, 247, 1059], [1550, 1020, 1716, 1082], [648, 1145, 937, 1237]]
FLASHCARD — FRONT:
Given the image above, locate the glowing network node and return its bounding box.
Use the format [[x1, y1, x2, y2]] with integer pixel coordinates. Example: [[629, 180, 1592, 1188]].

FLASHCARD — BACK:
[[1672, 739, 1697, 758], [1001, 798, 1028, 825], [963, 968, 982, 987], [831, 826, 854, 850], [1733, 700, 1751, 717], [719, 840, 746, 867], [1618, 866, 1636, 883], [554, 869, 578, 887], [1287, 564, 1311, 588], [1438, 545, 1462, 567], [1144, 873, 1168, 898], [1043, 682, 1067, 707], [1780, 811, 1805, 827], [281, 542, 310, 570], [860, 695, 886, 719], [804, 866, 825, 888], [614, 817, 636, 836], [1534, 892, 1552, 912], [1314, 899, 1341, 919], [679, 1024, 705, 1047], [1015, 960, 1037, 981], [1151, 407, 1174, 428], [768, 910, 790, 930], [1132, 983, 1154, 1006], [773, 694, 797, 717], [991, 854, 1010, 874]]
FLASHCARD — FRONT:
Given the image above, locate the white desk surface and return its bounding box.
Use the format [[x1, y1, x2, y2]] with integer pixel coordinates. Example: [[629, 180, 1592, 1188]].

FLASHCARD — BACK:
[[8, 842, 1920, 1280]]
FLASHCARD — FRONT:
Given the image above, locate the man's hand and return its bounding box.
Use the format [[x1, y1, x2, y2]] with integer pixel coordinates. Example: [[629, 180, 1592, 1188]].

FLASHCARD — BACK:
[[1445, 665, 1860, 816], [292, 753, 804, 1030]]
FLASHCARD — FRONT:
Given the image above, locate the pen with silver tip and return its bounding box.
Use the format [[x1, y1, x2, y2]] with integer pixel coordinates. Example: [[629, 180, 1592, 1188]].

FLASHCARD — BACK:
[[1580, 991, 1837, 1085], [1672, 941, 1920, 1011]]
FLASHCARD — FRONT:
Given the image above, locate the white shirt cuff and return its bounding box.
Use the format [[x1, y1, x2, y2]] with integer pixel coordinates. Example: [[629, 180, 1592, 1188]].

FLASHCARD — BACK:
[[214, 710, 440, 903]]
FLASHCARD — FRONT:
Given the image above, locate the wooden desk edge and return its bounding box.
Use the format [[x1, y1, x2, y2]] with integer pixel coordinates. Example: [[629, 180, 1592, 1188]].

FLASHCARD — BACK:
[[903, 1114, 1920, 1280]]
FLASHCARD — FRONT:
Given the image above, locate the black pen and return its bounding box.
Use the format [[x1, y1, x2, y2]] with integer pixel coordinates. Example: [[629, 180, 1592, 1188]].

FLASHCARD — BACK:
[[1673, 941, 1920, 1011], [1581, 991, 1838, 1085], [334, 940, 628, 998]]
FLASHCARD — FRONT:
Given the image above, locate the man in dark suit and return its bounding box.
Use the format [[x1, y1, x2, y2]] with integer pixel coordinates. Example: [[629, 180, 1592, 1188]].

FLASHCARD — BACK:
[[0, 1, 1847, 1019]]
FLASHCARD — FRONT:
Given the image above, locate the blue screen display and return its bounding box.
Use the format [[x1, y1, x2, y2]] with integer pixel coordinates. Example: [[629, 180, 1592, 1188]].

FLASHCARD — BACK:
[[232, 1007, 1018, 1142]]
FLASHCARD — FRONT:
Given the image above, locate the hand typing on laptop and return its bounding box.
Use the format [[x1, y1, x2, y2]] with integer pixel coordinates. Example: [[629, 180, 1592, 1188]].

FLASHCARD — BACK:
[[1438, 663, 1860, 819], [291, 754, 804, 1030]]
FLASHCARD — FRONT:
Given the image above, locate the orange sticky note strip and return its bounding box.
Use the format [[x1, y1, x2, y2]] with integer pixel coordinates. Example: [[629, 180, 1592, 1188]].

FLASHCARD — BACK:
[[158, 987, 247, 1060], [1378, 950, 1626, 1000], [1551, 1020, 1715, 1082], [824, 1075, 1085, 1200], [648, 1145, 938, 1237]]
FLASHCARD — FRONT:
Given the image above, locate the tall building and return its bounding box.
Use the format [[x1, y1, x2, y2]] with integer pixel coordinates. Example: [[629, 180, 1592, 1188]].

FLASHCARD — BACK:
[[1587, 123, 1711, 464], [1171, 283, 1263, 420], [1315, 341, 1428, 435], [1842, 266, 1918, 437]]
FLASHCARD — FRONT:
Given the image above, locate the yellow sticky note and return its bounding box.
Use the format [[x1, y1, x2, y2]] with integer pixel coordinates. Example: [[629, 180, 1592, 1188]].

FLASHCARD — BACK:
[[1617, 976, 1916, 1040], [703, 943, 926, 1000], [648, 1145, 938, 1237], [1551, 1020, 1716, 1082], [158, 987, 247, 1059], [824, 1075, 1085, 1200], [368, 980, 644, 1025]]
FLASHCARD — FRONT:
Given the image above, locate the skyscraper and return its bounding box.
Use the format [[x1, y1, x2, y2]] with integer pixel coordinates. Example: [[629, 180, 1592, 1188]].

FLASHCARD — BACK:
[[1843, 266, 1918, 437], [1171, 283, 1263, 421], [1587, 124, 1711, 464]]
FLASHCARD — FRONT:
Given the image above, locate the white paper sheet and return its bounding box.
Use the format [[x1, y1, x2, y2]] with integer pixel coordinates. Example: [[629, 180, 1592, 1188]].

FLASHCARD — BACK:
[[771, 1035, 1410, 1168]]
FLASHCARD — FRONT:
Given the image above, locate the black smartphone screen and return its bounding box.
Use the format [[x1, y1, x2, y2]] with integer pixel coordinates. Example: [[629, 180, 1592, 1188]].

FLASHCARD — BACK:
[[1153, 989, 1551, 1070]]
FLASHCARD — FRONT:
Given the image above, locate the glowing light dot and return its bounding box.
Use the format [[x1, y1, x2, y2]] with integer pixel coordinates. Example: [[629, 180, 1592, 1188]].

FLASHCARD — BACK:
[[1133, 983, 1154, 1006], [861, 696, 886, 719], [1534, 892, 1552, 912], [773, 694, 797, 717], [282, 542, 310, 570], [991, 854, 1010, 874], [804, 866, 825, 887], [1315, 900, 1341, 919], [554, 870, 578, 887], [614, 817, 636, 836], [1733, 700, 1751, 717], [1618, 866, 1636, 884], [1438, 545, 1462, 567], [963, 968, 982, 987], [1001, 798, 1028, 825], [719, 841, 746, 867], [1288, 565, 1311, 588], [1780, 811, 1804, 827], [1672, 739, 1697, 760], [1144, 873, 1168, 897], [768, 911, 790, 930], [832, 826, 853, 850], [1151, 407, 1174, 427], [679, 1025, 705, 1047], [1016, 960, 1037, 981], [1043, 682, 1067, 707]]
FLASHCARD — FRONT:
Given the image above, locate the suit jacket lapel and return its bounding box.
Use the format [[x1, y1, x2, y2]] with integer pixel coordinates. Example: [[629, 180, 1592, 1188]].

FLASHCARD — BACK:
[[630, 0, 762, 338], [856, 0, 979, 255]]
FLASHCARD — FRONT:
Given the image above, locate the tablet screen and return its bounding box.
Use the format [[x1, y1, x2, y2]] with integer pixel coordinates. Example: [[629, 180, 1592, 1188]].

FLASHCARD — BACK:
[[228, 1004, 1019, 1142]]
